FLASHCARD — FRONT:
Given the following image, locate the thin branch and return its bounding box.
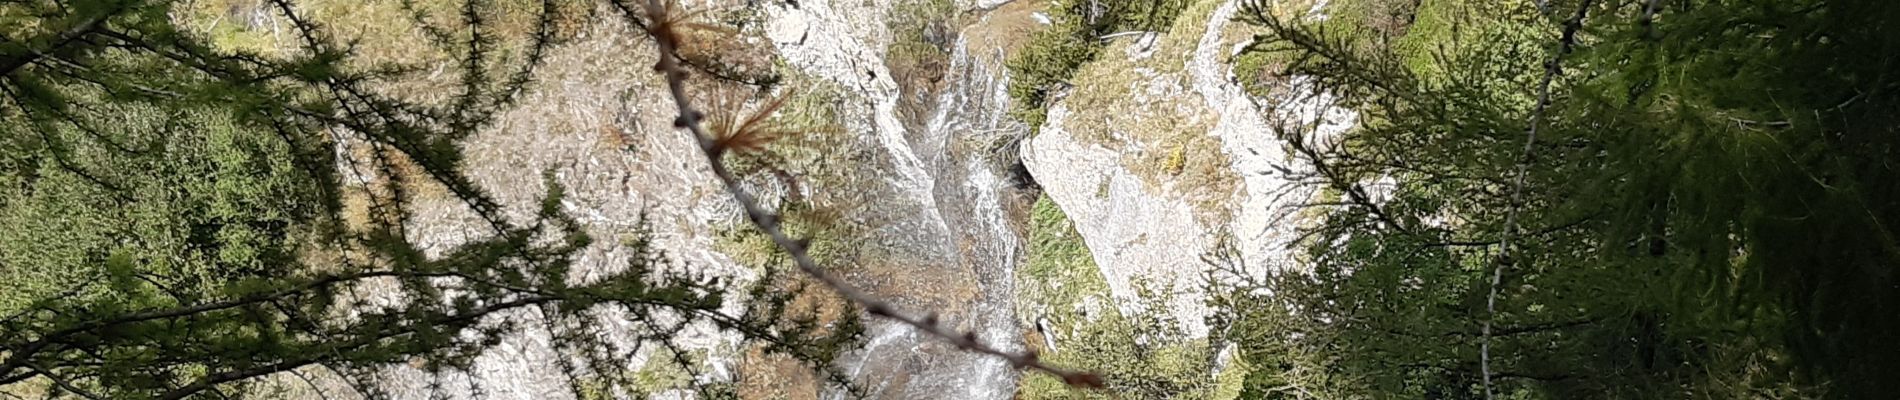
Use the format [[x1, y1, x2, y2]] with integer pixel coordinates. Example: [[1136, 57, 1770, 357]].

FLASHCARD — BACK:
[[1638, 0, 1661, 38], [1277, 117, 1412, 234], [1493, 370, 1573, 381], [153, 295, 558, 400], [0, 84, 135, 201], [629, 0, 1103, 388], [23, 364, 102, 400], [1422, 215, 1593, 248], [0, 269, 489, 378], [319, 365, 375, 400], [1482, 1, 1592, 399], [605, 0, 783, 88], [1098, 31, 1154, 40], [0, 0, 133, 77]]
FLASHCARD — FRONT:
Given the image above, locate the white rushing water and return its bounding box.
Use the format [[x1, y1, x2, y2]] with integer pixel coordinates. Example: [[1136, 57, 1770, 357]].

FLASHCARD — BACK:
[[330, 0, 1126, 397], [769, 0, 1029, 398]]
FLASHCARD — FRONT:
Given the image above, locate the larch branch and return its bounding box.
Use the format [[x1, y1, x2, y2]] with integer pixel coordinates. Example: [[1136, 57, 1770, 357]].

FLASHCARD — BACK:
[[630, 0, 1103, 389], [1482, 1, 1593, 399]]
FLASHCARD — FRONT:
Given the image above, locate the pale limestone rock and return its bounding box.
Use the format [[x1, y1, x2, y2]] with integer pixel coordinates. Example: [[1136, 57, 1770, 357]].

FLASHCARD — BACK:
[[1024, 0, 1356, 340]]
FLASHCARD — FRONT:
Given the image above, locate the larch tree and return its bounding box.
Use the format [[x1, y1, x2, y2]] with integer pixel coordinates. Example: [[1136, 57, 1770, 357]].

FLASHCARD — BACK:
[[0, 0, 869, 398], [1216, 0, 1898, 398]]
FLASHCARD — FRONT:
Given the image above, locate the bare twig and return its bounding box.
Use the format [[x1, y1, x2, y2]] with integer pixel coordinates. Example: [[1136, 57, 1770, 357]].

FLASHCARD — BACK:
[[1481, 1, 1592, 399], [288, 369, 333, 400], [153, 296, 561, 400], [1638, 0, 1661, 38], [1423, 215, 1594, 248], [629, 0, 1104, 389], [605, 0, 783, 88], [1275, 117, 1412, 234], [0, 1, 134, 77], [1098, 31, 1154, 40], [24, 364, 103, 400]]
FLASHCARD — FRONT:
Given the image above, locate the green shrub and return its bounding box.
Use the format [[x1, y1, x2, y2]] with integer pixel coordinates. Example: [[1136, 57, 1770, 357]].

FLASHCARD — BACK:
[[1018, 195, 1111, 317], [1005, 0, 1193, 132], [1016, 196, 1225, 399], [1007, 18, 1102, 131], [887, 0, 959, 74], [0, 104, 324, 314]]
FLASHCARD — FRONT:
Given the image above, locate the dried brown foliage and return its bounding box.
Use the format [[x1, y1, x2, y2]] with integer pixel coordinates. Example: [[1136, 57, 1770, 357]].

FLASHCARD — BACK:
[[705, 89, 795, 154]]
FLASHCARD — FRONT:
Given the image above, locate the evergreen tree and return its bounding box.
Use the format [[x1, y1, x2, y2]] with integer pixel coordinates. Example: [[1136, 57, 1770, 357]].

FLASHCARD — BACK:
[[1, 0, 861, 398], [1218, 0, 1899, 398]]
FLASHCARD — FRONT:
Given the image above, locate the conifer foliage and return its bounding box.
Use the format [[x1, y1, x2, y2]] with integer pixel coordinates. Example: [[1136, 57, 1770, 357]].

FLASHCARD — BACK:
[[0, 0, 858, 398], [1218, 0, 1900, 398]]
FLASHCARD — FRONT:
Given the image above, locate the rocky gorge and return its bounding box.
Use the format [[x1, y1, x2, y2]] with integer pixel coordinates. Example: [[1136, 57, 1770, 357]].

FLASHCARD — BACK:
[[276, 0, 1341, 397]]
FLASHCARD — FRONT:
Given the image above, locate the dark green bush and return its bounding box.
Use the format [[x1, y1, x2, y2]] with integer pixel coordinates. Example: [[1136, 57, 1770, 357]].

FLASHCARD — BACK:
[[1006, 0, 1191, 132]]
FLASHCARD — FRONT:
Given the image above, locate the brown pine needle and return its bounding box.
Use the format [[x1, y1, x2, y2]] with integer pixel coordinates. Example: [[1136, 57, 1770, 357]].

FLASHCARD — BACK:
[[646, 0, 738, 41], [709, 90, 797, 154]]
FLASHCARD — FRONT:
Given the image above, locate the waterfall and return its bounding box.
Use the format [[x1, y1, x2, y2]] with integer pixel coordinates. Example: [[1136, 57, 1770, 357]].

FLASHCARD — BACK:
[[767, 1, 1031, 398]]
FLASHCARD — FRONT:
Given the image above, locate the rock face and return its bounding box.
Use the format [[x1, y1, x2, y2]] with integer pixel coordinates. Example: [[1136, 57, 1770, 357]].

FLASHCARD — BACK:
[[1022, 104, 1219, 336], [1022, 0, 1352, 338], [321, 0, 1048, 397], [306, 0, 1352, 398], [766, 0, 1032, 398], [351, 14, 766, 399]]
